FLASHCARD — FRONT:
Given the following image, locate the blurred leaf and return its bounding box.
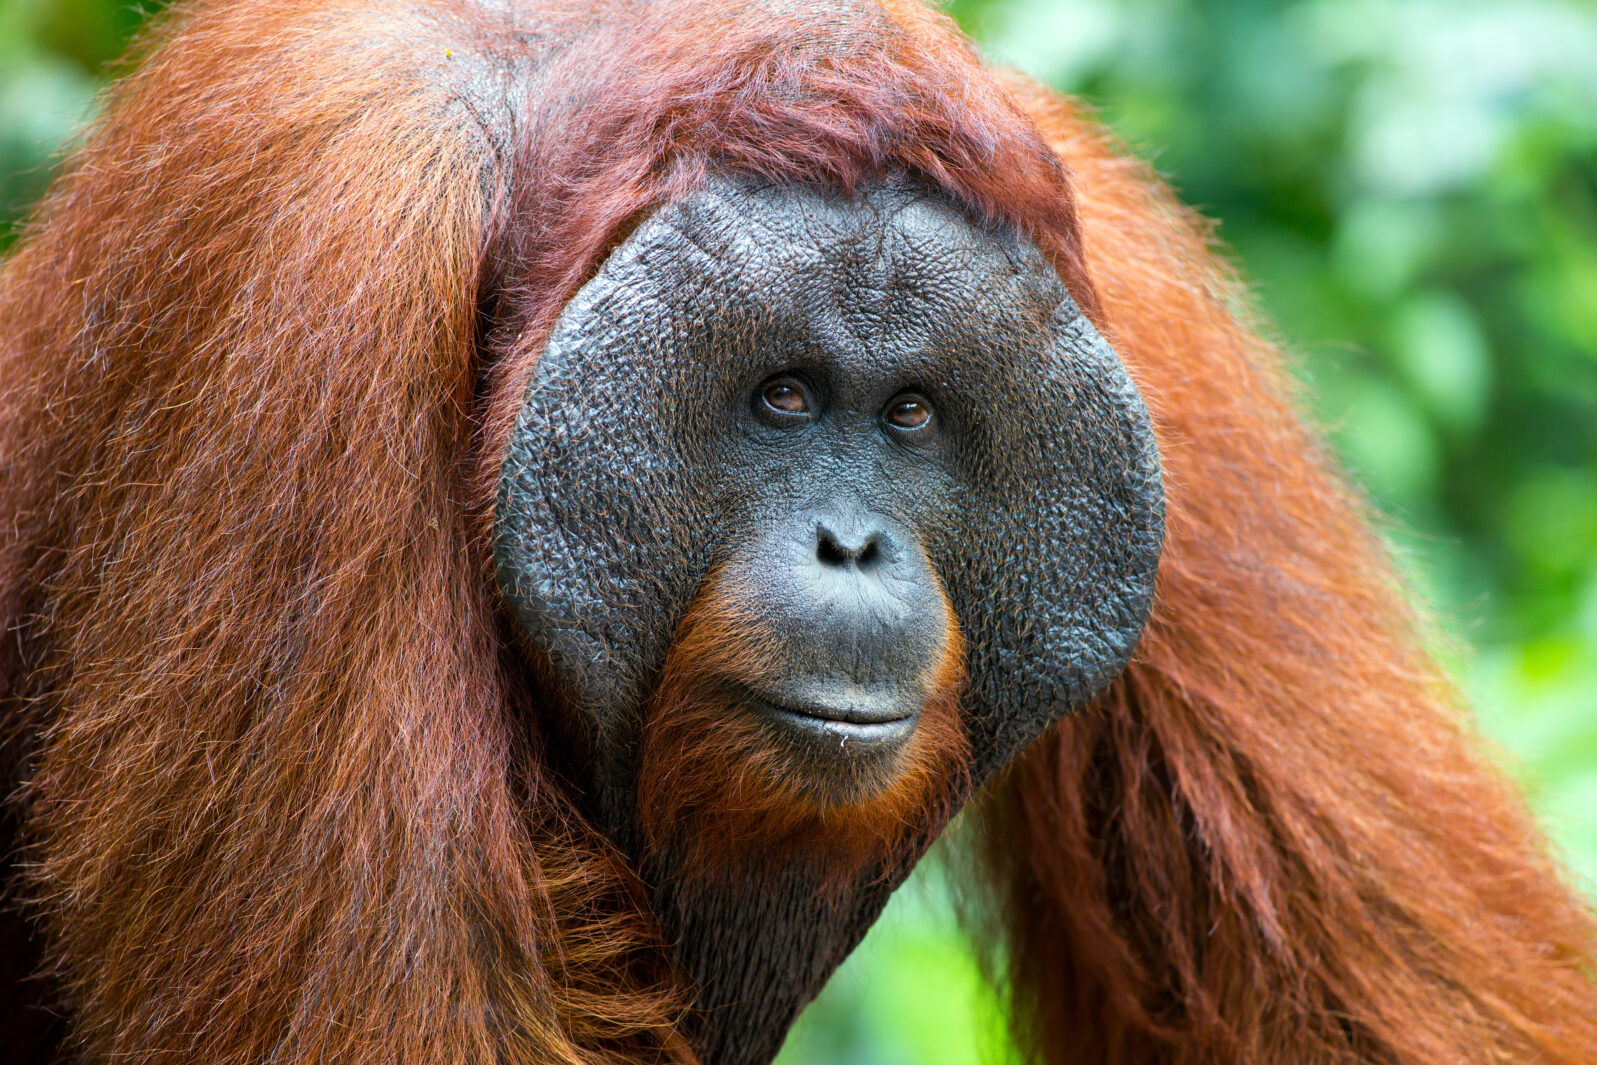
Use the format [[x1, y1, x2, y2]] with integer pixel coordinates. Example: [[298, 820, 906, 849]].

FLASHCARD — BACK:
[[0, 56, 97, 244], [1332, 197, 1442, 298], [1388, 289, 1492, 433], [1335, 373, 1442, 502]]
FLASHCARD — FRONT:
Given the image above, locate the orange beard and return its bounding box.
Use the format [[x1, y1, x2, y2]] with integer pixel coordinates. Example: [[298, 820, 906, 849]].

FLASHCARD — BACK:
[[634, 573, 969, 894]]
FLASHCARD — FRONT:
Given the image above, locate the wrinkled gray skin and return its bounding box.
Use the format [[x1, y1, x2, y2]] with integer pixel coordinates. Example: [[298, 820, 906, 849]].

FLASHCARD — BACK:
[[496, 178, 1163, 1065]]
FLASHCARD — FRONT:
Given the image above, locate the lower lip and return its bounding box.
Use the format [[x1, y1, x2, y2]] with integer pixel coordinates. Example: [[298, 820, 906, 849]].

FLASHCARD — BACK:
[[750, 698, 919, 748]]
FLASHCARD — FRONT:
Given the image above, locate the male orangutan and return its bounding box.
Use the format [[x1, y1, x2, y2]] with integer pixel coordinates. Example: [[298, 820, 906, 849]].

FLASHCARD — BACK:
[[1, 1, 1594, 1063]]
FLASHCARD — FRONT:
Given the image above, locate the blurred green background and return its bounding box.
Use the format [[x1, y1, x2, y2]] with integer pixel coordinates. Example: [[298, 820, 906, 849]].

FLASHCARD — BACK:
[[3, 1, 1593, 1062]]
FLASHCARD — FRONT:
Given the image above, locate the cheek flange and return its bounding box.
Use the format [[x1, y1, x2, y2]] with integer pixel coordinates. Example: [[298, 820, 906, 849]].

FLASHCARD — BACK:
[[939, 302, 1163, 780], [493, 259, 716, 748]]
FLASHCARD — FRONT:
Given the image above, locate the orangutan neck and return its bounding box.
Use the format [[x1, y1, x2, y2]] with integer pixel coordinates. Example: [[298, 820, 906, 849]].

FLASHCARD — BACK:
[[646, 856, 914, 1065]]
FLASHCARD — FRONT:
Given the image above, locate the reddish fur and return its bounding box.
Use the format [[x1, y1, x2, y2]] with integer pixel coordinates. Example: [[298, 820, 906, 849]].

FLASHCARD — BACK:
[[0, 4, 697, 1062], [0, 2, 1590, 1065], [636, 571, 968, 891]]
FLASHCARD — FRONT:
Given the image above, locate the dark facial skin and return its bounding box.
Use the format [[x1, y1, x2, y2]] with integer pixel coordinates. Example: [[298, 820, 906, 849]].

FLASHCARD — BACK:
[[699, 370, 958, 796], [495, 177, 1163, 1065]]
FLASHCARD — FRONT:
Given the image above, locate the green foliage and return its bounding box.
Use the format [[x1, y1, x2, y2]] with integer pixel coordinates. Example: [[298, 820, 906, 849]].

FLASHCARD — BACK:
[[0, 0, 166, 244], [1, 2, 1593, 1062]]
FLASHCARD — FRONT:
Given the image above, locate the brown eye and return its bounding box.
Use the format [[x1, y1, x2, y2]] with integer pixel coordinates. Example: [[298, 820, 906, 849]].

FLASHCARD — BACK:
[[760, 378, 810, 418], [885, 395, 932, 431]]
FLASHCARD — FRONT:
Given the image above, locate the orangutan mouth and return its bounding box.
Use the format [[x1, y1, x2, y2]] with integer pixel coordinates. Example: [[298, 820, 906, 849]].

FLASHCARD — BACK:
[[746, 687, 921, 751]]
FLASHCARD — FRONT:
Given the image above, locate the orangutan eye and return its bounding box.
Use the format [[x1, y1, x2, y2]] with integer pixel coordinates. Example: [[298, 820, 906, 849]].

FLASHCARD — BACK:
[[884, 395, 932, 432], [757, 377, 812, 423]]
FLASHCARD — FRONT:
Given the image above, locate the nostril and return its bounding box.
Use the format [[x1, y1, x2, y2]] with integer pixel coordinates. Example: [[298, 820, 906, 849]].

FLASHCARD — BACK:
[[815, 522, 885, 569], [857, 537, 880, 567], [816, 527, 851, 567]]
